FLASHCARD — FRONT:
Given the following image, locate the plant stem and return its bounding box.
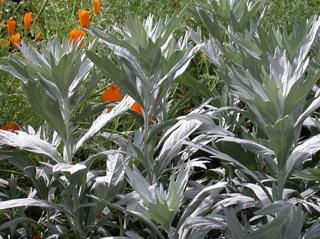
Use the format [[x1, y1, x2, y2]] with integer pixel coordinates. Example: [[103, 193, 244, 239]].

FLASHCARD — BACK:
[[143, 78, 155, 184], [143, 110, 153, 183], [12, 2, 22, 16], [119, 216, 124, 236], [72, 0, 77, 18], [29, 2, 47, 39], [60, 99, 73, 163], [33, 0, 49, 24]]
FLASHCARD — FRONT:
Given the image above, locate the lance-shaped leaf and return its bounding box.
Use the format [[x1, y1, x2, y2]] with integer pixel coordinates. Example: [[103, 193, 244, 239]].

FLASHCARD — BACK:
[[53, 163, 87, 175], [175, 182, 227, 238], [295, 168, 320, 181], [283, 134, 320, 183], [184, 141, 273, 201], [295, 96, 320, 127], [176, 182, 227, 237], [249, 201, 304, 239], [0, 198, 75, 219], [89, 13, 200, 120], [183, 216, 226, 235], [0, 39, 95, 163], [75, 96, 134, 151], [0, 217, 37, 235], [303, 221, 320, 239], [0, 198, 53, 210], [126, 165, 189, 228], [0, 130, 63, 162], [91, 196, 165, 239], [156, 117, 203, 175], [105, 153, 125, 187]]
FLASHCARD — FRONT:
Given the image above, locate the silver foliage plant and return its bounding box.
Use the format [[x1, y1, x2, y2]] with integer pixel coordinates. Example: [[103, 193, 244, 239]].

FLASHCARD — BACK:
[[0, 1, 320, 238], [187, 0, 320, 238]]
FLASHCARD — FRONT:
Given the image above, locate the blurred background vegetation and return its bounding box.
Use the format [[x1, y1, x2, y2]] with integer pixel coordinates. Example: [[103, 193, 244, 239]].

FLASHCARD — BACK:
[[266, 0, 320, 26], [1, 0, 320, 128]]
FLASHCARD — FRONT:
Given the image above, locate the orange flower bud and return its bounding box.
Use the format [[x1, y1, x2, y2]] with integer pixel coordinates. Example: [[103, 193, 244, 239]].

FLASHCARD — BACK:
[[23, 12, 32, 31], [78, 9, 90, 28], [101, 84, 123, 102], [10, 33, 21, 47], [93, 0, 101, 15], [69, 28, 86, 42], [7, 19, 16, 35], [35, 32, 43, 42], [1, 121, 19, 131], [131, 102, 144, 115]]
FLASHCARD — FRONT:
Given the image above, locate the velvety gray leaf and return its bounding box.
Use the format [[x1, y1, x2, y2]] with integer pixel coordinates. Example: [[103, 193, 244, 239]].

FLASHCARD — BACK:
[[75, 96, 134, 151], [156, 118, 203, 175], [285, 134, 320, 183], [53, 163, 87, 174], [177, 182, 227, 233], [0, 130, 63, 162]]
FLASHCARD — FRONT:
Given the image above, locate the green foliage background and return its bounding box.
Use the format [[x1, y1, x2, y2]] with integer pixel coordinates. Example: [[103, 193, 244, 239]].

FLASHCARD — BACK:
[[1, 0, 320, 237], [1, 0, 320, 127], [266, 0, 320, 27]]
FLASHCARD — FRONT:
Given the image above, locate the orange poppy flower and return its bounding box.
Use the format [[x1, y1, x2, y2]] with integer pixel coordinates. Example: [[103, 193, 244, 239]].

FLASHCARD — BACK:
[[23, 12, 32, 31], [69, 28, 86, 42], [1, 121, 19, 131], [101, 84, 123, 102], [131, 102, 144, 115], [93, 0, 101, 15], [35, 32, 43, 42], [7, 19, 16, 35], [10, 33, 21, 47], [78, 9, 90, 27]]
